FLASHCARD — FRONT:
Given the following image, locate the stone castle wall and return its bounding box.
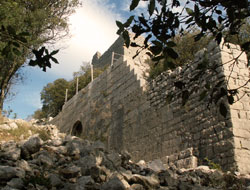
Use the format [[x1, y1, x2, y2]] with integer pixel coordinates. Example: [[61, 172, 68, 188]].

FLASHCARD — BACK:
[[52, 37, 250, 174]]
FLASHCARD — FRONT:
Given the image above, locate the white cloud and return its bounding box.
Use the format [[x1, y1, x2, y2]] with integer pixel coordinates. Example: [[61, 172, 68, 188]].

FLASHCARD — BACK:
[[48, 0, 121, 79]]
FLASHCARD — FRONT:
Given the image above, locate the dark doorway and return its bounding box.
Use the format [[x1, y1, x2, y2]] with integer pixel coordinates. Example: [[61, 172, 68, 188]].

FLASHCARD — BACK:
[[71, 121, 83, 137]]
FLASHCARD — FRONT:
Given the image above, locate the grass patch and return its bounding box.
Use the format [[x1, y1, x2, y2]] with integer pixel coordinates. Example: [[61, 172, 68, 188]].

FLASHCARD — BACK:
[[0, 122, 51, 142]]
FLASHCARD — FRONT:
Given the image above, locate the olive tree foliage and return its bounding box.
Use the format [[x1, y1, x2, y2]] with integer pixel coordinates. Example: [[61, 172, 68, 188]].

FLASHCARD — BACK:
[[117, 0, 250, 117], [147, 28, 212, 79], [40, 78, 69, 118], [0, 0, 80, 114]]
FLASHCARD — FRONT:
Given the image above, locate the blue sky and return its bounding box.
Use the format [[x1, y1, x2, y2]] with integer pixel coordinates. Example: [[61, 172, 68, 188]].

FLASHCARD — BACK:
[[3, 0, 150, 119]]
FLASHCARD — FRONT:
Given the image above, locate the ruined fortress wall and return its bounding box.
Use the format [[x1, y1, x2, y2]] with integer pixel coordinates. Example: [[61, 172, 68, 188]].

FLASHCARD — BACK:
[[92, 35, 148, 68], [52, 39, 250, 174], [144, 41, 249, 173]]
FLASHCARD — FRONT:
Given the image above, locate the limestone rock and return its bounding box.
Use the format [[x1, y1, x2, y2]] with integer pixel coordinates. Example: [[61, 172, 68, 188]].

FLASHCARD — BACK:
[[21, 136, 43, 158], [0, 124, 11, 130], [60, 165, 81, 179], [0, 120, 249, 190], [8, 122, 18, 130], [7, 178, 23, 189], [101, 177, 127, 190], [0, 166, 17, 181], [0, 141, 20, 161]]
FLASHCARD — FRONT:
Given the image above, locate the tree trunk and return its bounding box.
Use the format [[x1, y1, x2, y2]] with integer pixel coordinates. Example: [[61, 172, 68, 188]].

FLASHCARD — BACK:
[[0, 87, 5, 114], [0, 61, 20, 114]]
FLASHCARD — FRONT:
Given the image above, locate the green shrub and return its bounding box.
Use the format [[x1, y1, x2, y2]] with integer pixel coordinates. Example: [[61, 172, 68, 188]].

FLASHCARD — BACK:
[[204, 157, 222, 171]]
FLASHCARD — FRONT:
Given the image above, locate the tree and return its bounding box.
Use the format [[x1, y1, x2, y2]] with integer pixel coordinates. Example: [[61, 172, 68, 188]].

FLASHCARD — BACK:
[[117, 0, 249, 61], [147, 28, 212, 79], [68, 64, 105, 98], [41, 78, 69, 118], [0, 0, 80, 114], [37, 64, 105, 118], [32, 109, 47, 120], [225, 18, 250, 65], [117, 0, 249, 117]]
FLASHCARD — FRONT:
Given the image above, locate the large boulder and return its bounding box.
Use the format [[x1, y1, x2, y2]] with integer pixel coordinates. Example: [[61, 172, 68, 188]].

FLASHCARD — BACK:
[[21, 136, 43, 159]]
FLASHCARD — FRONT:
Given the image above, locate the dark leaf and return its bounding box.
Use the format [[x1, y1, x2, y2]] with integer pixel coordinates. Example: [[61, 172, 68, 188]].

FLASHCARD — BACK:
[[7, 26, 16, 36], [220, 87, 227, 96], [194, 32, 204, 41], [38, 47, 45, 57], [215, 32, 222, 44], [199, 90, 207, 101], [150, 45, 162, 55], [123, 30, 130, 48], [144, 34, 152, 48], [219, 102, 227, 118], [218, 16, 224, 24], [146, 52, 153, 57], [130, 0, 140, 11], [241, 41, 250, 51], [124, 16, 134, 27], [117, 28, 123, 35], [13, 48, 21, 56], [166, 47, 178, 59], [215, 10, 222, 14], [51, 49, 59, 56], [185, 17, 193, 24], [130, 42, 140, 47], [51, 57, 59, 64], [205, 83, 211, 90], [12, 42, 20, 48], [19, 36, 28, 43], [2, 45, 11, 56], [166, 41, 177, 47], [182, 90, 189, 106], [1, 25, 5, 31], [227, 95, 234, 105], [208, 18, 217, 30], [152, 40, 162, 47], [46, 61, 51, 68], [29, 60, 37, 66], [116, 21, 124, 29], [215, 81, 224, 88], [19, 32, 30, 36], [149, 0, 155, 16], [174, 81, 185, 89], [186, 8, 194, 16], [194, 4, 200, 18], [138, 16, 149, 27], [228, 89, 238, 96]]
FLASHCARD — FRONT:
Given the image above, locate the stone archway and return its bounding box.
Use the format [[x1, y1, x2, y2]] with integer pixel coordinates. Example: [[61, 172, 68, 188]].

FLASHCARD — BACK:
[[71, 121, 83, 137]]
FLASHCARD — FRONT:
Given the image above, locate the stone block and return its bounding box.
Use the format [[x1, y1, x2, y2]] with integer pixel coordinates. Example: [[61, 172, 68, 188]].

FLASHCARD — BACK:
[[168, 154, 178, 163], [176, 156, 198, 169]]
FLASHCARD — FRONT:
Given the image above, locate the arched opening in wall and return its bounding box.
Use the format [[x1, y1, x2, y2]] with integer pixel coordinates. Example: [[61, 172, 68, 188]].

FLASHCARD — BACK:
[[71, 121, 83, 137]]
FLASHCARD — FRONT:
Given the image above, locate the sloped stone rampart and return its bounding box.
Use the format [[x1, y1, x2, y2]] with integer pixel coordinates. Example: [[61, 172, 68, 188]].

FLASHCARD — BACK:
[[52, 38, 250, 174]]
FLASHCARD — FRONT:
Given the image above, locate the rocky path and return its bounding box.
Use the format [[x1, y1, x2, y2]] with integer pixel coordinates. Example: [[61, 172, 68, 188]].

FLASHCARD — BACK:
[[0, 121, 249, 190]]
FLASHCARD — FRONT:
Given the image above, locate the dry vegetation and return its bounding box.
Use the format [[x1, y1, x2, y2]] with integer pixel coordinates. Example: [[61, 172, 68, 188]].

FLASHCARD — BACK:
[[0, 119, 50, 142]]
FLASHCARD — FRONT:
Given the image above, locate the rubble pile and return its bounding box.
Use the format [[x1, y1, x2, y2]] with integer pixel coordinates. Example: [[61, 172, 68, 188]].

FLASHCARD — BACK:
[[0, 123, 249, 190]]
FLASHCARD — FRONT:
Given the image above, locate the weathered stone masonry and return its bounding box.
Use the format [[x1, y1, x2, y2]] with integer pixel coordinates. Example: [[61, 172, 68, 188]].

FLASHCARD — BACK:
[[52, 36, 250, 174]]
